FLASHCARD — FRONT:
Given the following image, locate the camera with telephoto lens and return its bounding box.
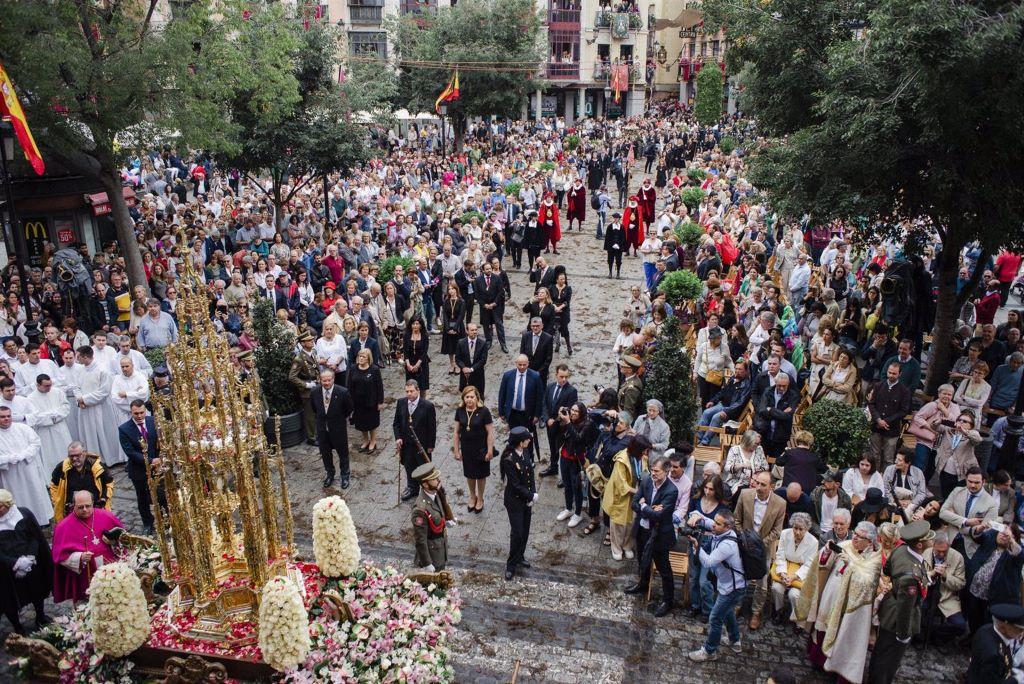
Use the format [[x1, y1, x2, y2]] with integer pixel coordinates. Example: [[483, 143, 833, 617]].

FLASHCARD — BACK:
[[677, 521, 703, 539]]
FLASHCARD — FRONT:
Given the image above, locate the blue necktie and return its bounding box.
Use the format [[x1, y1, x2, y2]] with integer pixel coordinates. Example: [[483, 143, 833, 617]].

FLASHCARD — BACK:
[[965, 492, 977, 518]]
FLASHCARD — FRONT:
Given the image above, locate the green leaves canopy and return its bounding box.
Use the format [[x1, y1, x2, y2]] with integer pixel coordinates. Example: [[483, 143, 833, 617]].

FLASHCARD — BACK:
[[694, 63, 724, 126], [802, 399, 871, 470]]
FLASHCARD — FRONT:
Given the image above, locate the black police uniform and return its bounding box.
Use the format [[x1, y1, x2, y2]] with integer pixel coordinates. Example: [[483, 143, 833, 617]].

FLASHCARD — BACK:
[[501, 444, 536, 578]]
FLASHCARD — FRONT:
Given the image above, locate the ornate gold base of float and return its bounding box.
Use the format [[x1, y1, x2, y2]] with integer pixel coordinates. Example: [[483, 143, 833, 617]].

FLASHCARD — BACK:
[[129, 645, 276, 682]]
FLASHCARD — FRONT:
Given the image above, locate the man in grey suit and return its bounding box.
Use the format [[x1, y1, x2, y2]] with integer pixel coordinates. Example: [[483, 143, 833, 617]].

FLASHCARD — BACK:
[[939, 467, 999, 559]]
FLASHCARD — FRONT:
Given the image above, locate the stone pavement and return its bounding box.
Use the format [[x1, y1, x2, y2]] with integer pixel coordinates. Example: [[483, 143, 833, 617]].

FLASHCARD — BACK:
[[94, 209, 966, 682]]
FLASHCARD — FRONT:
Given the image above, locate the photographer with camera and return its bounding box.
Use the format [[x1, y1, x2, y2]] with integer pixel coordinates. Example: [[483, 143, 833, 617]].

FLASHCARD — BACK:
[[581, 406, 634, 542], [552, 401, 597, 529]]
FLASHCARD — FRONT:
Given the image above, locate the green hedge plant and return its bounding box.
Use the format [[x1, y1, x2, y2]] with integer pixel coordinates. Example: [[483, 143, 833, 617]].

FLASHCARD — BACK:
[[686, 167, 707, 182], [252, 298, 298, 417], [641, 317, 699, 442], [719, 136, 738, 155], [658, 269, 703, 304], [680, 187, 705, 212], [674, 220, 704, 248], [802, 399, 871, 470], [379, 255, 416, 283]]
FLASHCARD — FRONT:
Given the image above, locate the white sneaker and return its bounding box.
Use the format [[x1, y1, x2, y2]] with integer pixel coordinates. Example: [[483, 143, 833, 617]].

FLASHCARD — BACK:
[[567, 514, 583, 528], [723, 637, 742, 653], [611, 550, 623, 561], [556, 509, 572, 521], [688, 648, 717, 662], [624, 549, 635, 560]]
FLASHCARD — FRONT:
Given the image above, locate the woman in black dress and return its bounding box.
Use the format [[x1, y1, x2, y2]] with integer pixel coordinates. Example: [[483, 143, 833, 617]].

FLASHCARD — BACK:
[[453, 386, 495, 514], [551, 271, 573, 355], [403, 317, 431, 399], [521, 286, 556, 335], [440, 283, 465, 374], [346, 348, 385, 452]]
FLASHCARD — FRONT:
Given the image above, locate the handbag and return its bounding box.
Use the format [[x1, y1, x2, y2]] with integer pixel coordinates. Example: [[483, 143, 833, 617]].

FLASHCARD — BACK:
[[769, 560, 804, 589], [704, 347, 724, 386]]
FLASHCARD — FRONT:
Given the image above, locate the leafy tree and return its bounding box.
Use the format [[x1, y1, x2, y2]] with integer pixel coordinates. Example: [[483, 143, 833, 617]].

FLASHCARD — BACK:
[[0, 0, 302, 290], [693, 64, 724, 126], [703, 0, 1024, 392], [802, 399, 870, 470], [642, 317, 699, 442], [218, 24, 396, 229], [387, 0, 545, 150]]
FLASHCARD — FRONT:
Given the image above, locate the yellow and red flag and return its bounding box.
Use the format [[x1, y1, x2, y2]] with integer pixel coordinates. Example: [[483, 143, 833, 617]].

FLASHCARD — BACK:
[[0, 63, 45, 176], [434, 70, 460, 113]]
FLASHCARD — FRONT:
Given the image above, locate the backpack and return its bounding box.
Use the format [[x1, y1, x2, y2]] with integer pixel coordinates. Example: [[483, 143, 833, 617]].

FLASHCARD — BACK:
[[724, 530, 768, 581], [591, 194, 600, 211]]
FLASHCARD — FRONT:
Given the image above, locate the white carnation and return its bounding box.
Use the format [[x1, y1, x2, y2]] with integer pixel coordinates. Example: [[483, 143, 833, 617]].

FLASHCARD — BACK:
[[258, 576, 311, 671], [87, 562, 151, 657], [312, 496, 361, 578]]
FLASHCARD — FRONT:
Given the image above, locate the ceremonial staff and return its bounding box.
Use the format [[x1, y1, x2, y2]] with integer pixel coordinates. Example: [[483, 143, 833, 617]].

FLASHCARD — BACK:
[[402, 414, 456, 522]]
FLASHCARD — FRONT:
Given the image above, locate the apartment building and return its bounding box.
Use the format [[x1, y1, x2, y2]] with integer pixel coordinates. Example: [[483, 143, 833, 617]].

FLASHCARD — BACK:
[[647, 1, 731, 108]]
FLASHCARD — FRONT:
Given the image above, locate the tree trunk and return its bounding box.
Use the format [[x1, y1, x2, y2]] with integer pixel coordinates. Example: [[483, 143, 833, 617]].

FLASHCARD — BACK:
[[322, 173, 330, 227], [925, 246, 961, 395], [453, 115, 465, 154], [99, 169, 149, 295], [273, 179, 286, 232]]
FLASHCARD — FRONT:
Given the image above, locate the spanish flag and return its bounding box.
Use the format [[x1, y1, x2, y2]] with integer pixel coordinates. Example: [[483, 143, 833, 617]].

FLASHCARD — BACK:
[[0, 63, 45, 176], [434, 70, 460, 113]]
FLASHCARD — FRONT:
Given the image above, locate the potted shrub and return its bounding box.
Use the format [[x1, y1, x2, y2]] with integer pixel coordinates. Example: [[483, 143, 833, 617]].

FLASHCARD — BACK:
[[503, 180, 523, 199], [251, 299, 304, 448], [680, 187, 705, 212], [564, 134, 581, 152], [673, 220, 705, 270], [641, 317, 699, 441], [686, 167, 707, 183], [459, 210, 486, 227], [719, 136, 738, 155], [802, 399, 871, 470], [535, 160, 556, 172], [658, 270, 704, 314], [378, 255, 416, 283]]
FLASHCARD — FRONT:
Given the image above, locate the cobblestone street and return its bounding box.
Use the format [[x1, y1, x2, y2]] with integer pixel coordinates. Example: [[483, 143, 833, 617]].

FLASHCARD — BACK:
[[93, 207, 967, 683]]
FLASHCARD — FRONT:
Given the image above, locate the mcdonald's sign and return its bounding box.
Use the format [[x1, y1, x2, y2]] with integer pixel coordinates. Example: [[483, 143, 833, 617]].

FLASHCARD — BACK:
[[22, 217, 47, 267]]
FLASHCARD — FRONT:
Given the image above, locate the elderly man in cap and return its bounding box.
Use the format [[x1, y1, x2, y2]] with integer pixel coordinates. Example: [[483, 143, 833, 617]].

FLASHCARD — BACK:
[[410, 463, 453, 572], [618, 355, 644, 419], [288, 330, 320, 445], [867, 519, 934, 683], [966, 603, 1024, 683]]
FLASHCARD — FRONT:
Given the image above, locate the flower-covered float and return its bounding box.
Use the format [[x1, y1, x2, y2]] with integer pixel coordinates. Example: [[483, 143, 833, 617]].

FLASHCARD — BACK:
[[6, 259, 460, 683]]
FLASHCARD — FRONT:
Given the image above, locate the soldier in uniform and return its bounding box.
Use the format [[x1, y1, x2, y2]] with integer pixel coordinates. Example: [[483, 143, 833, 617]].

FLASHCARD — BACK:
[[410, 463, 452, 572], [618, 355, 643, 419], [501, 426, 537, 580], [288, 331, 320, 445], [867, 520, 934, 684], [965, 603, 1024, 684]]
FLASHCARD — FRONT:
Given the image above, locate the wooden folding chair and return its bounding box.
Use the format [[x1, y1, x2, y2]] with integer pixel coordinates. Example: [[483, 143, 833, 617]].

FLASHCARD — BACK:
[[647, 550, 690, 604]]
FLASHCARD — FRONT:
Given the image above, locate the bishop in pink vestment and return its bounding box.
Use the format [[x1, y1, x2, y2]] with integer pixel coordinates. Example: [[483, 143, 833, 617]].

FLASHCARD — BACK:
[[51, 491, 123, 603]]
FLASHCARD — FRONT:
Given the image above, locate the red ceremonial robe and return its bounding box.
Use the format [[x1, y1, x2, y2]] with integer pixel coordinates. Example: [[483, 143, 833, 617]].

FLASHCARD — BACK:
[[567, 184, 587, 222], [638, 185, 657, 225], [51, 508, 123, 603], [622, 205, 646, 249], [538, 201, 562, 247]]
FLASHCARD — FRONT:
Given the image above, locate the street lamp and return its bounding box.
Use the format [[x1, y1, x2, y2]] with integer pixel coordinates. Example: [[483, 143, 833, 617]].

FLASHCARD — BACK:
[[0, 121, 34, 317], [439, 103, 447, 161]]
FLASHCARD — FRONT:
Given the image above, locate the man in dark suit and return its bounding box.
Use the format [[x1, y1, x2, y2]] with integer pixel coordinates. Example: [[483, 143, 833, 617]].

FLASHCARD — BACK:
[[624, 452, 679, 618], [539, 364, 577, 477], [454, 261, 478, 324], [475, 261, 504, 351], [867, 361, 913, 470], [519, 317, 554, 385], [258, 273, 288, 312], [965, 603, 1024, 684], [529, 256, 557, 294], [751, 354, 786, 408], [393, 380, 437, 502], [117, 400, 160, 535], [753, 372, 800, 459], [204, 231, 233, 264], [498, 355, 544, 459], [311, 369, 355, 490], [455, 323, 489, 398]]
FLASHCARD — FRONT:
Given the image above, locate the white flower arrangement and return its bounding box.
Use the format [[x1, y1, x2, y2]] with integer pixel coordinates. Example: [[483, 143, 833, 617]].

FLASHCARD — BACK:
[[312, 496, 361, 578], [87, 562, 151, 658], [258, 576, 311, 671]]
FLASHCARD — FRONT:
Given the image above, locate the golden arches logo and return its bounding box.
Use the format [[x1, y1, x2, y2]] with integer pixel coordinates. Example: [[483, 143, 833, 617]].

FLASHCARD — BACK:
[[24, 221, 47, 240]]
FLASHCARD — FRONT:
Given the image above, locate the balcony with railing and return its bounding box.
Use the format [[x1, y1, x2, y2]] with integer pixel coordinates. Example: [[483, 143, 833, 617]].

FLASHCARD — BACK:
[[594, 10, 644, 29], [547, 61, 580, 79], [593, 61, 642, 85], [548, 8, 581, 24], [349, 5, 383, 23], [400, 0, 436, 14]]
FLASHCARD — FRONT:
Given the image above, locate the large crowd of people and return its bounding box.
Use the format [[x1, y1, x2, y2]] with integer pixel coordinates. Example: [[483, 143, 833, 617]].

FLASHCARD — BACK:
[[0, 99, 1020, 682]]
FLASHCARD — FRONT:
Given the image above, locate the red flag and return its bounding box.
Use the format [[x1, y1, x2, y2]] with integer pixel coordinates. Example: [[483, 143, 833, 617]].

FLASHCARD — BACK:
[[0, 63, 45, 175], [434, 70, 460, 113]]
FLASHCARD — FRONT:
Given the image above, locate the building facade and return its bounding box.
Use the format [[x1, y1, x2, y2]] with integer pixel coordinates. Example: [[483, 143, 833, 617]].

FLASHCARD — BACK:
[[647, 0, 731, 109]]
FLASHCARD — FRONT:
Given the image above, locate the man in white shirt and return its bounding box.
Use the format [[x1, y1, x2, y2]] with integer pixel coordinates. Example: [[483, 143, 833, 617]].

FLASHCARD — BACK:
[[0, 379, 33, 424], [14, 344, 60, 397], [73, 347, 123, 467], [788, 253, 811, 314], [26, 374, 73, 473], [90, 331, 117, 371], [109, 337, 153, 380], [0, 406, 52, 523]]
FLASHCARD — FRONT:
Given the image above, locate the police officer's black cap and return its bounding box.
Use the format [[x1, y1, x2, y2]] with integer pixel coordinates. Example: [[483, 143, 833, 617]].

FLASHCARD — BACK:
[[508, 426, 531, 443], [611, 212, 621, 219], [991, 603, 1024, 628], [153, 364, 170, 378]]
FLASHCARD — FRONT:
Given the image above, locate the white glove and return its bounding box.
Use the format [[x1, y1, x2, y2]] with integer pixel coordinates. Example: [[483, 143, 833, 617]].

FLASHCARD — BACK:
[[532, 493, 539, 503], [423, 564, 436, 573], [446, 519, 457, 529], [12, 556, 33, 578], [306, 381, 316, 389]]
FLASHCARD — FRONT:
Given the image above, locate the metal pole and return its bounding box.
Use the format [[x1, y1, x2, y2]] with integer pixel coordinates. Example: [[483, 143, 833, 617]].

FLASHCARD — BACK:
[[0, 131, 33, 317], [440, 113, 446, 161]]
